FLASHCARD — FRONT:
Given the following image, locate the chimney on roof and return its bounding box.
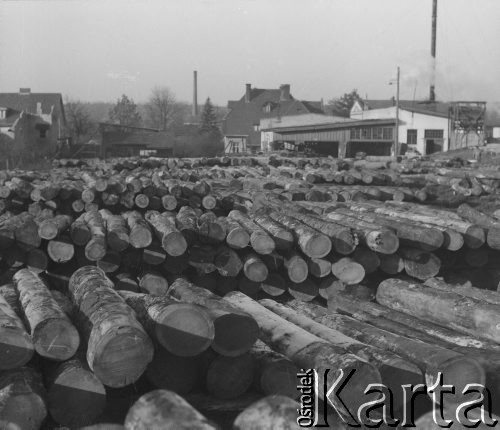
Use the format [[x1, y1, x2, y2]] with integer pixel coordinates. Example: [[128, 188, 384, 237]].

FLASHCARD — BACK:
[[193, 71, 198, 117], [245, 84, 251, 103], [280, 84, 291, 101], [19, 88, 31, 95]]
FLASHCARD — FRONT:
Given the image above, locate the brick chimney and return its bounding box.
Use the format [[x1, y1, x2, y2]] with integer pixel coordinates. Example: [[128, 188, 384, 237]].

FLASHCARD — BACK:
[[280, 84, 291, 101], [245, 84, 251, 102], [19, 88, 31, 95]]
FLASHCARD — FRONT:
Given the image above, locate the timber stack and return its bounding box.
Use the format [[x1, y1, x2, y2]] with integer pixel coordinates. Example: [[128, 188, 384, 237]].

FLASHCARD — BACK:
[[2, 154, 500, 428]]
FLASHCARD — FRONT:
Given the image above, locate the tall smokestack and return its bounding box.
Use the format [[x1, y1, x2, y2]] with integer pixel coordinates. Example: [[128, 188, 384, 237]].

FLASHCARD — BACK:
[[429, 0, 437, 101], [193, 70, 198, 117]]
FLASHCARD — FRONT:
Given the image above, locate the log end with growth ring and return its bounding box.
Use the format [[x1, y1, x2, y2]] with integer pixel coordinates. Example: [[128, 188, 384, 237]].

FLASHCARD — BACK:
[[162, 232, 188, 257], [33, 317, 80, 361], [303, 233, 332, 259], [154, 303, 215, 357], [91, 325, 154, 388]]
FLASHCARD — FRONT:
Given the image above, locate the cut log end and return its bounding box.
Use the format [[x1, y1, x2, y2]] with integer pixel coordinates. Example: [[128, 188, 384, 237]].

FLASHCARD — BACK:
[[162, 232, 188, 257], [212, 313, 259, 357], [91, 326, 153, 388], [33, 318, 80, 361], [154, 303, 215, 357], [366, 230, 399, 254]]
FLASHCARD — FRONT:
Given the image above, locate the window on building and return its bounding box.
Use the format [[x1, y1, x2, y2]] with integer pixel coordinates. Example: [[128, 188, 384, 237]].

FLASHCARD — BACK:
[[361, 128, 371, 139], [350, 128, 361, 139], [424, 129, 444, 139], [407, 129, 417, 145], [383, 127, 393, 140], [39, 128, 47, 138], [372, 127, 383, 139], [0, 109, 6, 120]]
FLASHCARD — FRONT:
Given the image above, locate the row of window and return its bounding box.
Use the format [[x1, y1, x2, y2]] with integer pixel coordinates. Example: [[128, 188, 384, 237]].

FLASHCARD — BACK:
[[350, 127, 394, 140]]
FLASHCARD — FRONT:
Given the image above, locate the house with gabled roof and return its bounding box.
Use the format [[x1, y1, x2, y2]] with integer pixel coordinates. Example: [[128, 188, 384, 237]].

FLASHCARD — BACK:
[[222, 83, 324, 154], [0, 88, 68, 166]]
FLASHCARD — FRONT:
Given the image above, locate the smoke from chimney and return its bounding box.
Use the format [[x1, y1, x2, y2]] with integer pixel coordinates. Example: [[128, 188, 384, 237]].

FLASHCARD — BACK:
[[193, 71, 198, 117]]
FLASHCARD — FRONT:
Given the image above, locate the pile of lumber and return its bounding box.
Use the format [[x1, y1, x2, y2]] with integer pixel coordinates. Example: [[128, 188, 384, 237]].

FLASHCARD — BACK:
[[2, 155, 500, 428]]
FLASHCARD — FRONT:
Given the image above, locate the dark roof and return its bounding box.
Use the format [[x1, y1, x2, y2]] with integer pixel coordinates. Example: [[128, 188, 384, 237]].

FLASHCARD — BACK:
[[0, 92, 64, 116], [356, 99, 452, 118], [0, 108, 21, 127], [223, 86, 324, 147], [268, 118, 396, 133], [99, 123, 174, 149]]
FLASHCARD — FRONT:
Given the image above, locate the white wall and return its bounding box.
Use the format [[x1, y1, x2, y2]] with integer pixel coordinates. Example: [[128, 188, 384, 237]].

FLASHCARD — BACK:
[[351, 106, 449, 154], [493, 127, 500, 139]]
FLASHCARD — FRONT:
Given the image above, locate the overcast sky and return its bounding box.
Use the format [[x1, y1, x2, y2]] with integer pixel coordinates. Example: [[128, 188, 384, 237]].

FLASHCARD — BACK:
[[0, 0, 498, 106]]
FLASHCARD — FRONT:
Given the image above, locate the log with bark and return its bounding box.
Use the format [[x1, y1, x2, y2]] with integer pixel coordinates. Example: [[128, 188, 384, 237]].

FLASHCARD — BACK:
[[68, 266, 154, 387], [145, 211, 187, 257], [124, 389, 217, 430], [13, 268, 80, 361], [228, 210, 275, 255], [223, 291, 382, 421], [167, 277, 259, 357], [119, 290, 214, 357]]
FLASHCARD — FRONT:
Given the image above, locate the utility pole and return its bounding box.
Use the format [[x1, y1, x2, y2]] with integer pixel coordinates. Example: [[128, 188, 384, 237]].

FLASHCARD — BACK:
[[430, 0, 437, 101], [395, 66, 400, 156]]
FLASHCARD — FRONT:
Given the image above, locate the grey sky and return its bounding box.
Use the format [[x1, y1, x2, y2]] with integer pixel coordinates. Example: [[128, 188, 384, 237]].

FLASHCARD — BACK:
[[0, 0, 499, 105]]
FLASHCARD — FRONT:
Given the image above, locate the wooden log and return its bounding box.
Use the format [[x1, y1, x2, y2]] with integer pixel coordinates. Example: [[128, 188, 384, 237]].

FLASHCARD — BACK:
[[138, 272, 169, 296], [307, 257, 331, 278], [25, 247, 49, 273], [205, 352, 255, 400], [163, 253, 190, 275], [250, 340, 299, 398], [145, 211, 187, 257], [260, 272, 287, 297], [68, 266, 154, 387], [377, 278, 500, 344], [457, 203, 500, 250], [161, 194, 178, 211], [242, 252, 268, 282], [268, 211, 332, 258], [119, 290, 214, 357], [283, 210, 356, 255], [253, 214, 294, 251], [47, 235, 75, 263], [145, 347, 199, 394], [0, 367, 47, 430], [70, 215, 91, 246], [331, 257, 365, 285], [82, 211, 107, 261], [13, 269, 80, 360], [124, 389, 216, 430], [263, 299, 424, 412], [228, 210, 275, 255], [399, 247, 441, 280], [214, 245, 243, 277], [218, 217, 250, 250], [424, 277, 500, 306], [44, 355, 106, 428], [142, 242, 167, 266], [99, 210, 129, 252], [167, 277, 259, 357], [198, 218, 226, 245], [176, 206, 199, 245], [332, 206, 444, 252], [96, 249, 121, 274], [0, 290, 34, 369], [223, 292, 382, 421], [330, 290, 500, 351], [349, 202, 485, 249], [38, 214, 72, 240]]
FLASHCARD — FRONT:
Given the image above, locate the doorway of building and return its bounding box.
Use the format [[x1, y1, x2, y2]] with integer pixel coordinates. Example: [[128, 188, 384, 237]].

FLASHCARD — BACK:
[[424, 129, 444, 154]]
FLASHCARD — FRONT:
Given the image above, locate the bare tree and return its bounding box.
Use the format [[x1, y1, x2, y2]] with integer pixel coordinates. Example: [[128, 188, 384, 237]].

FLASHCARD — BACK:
[[65, 99, 97, 144], [145, 86, 177, 130]]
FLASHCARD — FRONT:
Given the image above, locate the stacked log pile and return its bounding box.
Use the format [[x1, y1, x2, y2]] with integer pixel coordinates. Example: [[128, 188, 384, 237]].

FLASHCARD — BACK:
[[2, 155, 500, 428]]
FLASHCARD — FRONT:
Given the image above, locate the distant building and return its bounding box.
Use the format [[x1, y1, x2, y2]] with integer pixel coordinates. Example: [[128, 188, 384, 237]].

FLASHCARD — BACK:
[[261, 116, 396, 158], [0, 88, 67, 162], [351, 99, 486, 155], [222, 83, 324, 154], [99, 123, 174, 158]]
